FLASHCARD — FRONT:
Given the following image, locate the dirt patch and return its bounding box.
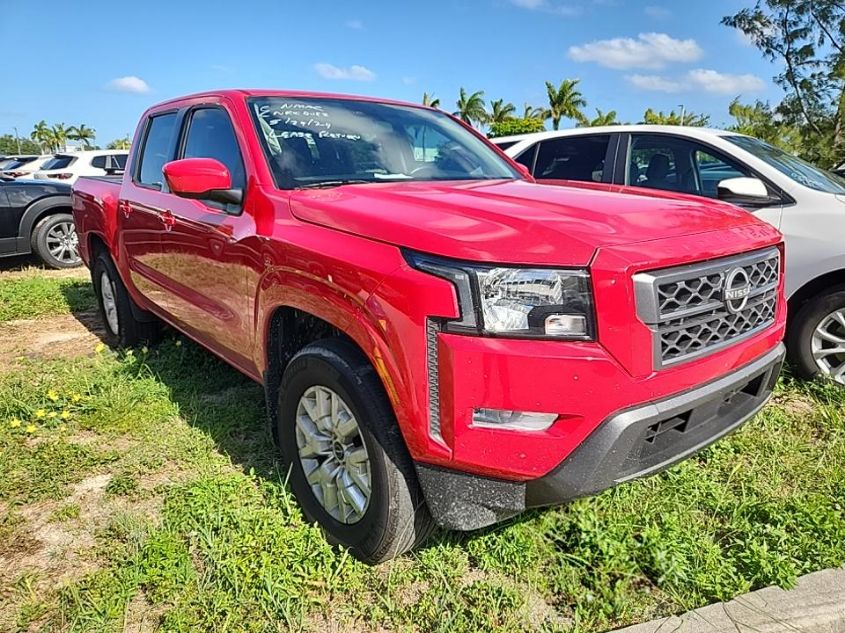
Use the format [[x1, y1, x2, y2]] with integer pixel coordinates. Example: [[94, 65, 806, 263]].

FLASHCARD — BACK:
[[124, 591, 166, 633], [0, 310, 105, 371]]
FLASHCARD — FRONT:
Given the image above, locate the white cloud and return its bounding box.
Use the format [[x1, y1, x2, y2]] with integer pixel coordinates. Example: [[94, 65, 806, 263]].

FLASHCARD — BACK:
[[314, 63, 376, 81], [628, 69, 766, 94], [568, 32, 702, 69], [644, 5, 671, 19], [627, 74, 685, 92], [106, 75, 150, 94], [345, 19, 364, 29], [687, 68, 766, 94], [508, 0, 579, 16]]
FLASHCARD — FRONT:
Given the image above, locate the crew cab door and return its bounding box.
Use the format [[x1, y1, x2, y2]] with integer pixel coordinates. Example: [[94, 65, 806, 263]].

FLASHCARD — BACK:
[[119, 111, 180, 303], [153, 103, 258, 373], [618, 132, 784, 228]]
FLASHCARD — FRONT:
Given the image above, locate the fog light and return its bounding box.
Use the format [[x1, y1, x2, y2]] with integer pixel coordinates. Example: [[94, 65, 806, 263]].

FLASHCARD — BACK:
[[545, 314, 587, 337], [472, 408, 558, 431]]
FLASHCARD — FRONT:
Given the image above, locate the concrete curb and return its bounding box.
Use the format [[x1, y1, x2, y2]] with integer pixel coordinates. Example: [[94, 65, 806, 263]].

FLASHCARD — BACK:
[[614, 567, 845, 632]]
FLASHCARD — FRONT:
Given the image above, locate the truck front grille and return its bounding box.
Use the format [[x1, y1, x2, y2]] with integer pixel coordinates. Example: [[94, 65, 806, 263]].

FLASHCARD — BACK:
[[634, 248, 780, 368]]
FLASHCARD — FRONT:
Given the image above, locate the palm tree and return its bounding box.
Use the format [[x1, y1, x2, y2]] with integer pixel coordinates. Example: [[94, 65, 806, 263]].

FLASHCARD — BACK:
[[488, 99, 516, 124], [50, 124, 68, 152], [580, 109, 618, 127], [545, 79, 588, 130], [107, 136, 131, 150], [422, 92, 441, 109], [68, 124, 96, 148], [454, 88, 487, 127], [522, 103, 546, 121], [31, 120, 51, 153]]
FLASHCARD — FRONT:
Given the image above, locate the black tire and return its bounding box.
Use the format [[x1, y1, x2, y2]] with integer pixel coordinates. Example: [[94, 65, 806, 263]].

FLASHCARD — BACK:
[[787, 285, 845, 384], [277, 338, 434, 564], [31, 213, 82, 269], [91, 253, 161, 347]]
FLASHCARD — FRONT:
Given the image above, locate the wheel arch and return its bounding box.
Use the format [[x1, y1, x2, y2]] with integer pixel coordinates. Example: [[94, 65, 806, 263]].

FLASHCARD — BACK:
[[18, 195, 74, 241], [787, 269, 845, 329]]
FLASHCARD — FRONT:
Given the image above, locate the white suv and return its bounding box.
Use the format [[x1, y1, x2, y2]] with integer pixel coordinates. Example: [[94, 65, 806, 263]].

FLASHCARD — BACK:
[[33, 150, 128, 184], [0, 155, 56, 179], [494, 126, 845, 385]]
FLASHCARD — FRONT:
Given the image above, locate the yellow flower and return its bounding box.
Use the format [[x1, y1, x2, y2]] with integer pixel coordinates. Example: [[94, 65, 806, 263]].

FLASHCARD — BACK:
[[71, 393, 81, 403], [47, 389, 59, 402], [95, 342, 106, 354], [48, 411, 58, 418], [25, 424, 36, 434], [175, 340, 182, 347], [60, 411, 71, 420], [8, 418, 21, 428], [35, 409, 46, 419]]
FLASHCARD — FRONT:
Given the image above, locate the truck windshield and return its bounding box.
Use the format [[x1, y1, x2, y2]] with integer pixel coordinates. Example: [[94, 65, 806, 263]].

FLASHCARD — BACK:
[[726, 134, 845, 194], [248, 97, 520, 189]]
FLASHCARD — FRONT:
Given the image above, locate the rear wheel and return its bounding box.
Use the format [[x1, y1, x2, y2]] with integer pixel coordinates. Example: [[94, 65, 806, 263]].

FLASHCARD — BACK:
[[31, 213, 81, 269], [787, 286, 845, 385], [91, 253, 160, 347], [277, 338, 434, 563]]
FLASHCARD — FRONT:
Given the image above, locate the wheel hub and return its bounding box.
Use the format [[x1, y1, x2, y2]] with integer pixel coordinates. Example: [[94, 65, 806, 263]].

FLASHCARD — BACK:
[[811, 308, 845, 384], [294, 385, 372, 524]]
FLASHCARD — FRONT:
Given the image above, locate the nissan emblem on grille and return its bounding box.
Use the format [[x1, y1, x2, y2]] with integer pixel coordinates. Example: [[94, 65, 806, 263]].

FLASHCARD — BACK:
[[723, 267, 752, 314], [633, 248, 780, 368]]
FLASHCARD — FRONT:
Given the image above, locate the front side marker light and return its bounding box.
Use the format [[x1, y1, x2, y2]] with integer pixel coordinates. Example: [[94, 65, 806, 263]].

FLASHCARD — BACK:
[[472, 408, 558, 431], [545, 314, 587, 337]]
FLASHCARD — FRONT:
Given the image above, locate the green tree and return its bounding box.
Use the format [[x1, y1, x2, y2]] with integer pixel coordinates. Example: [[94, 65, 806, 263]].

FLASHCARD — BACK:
[[544, 79, 587, 130], [723, 1, 845, 166], [522, 103, 546, 121], [580, 108, 619, 127], [50, 124, 68, 153], [106, 136, 132, 150], [422, 92, 441, 108], [727, 97, 800, 149], [454, 88, 488, 126], [488, 99, 516, 124], [31, 120, 51, 153], [68, 124, 96, 148], [487, 118, 545, 138], [0, 135, 40, 155], [642, 108, 710, 127]]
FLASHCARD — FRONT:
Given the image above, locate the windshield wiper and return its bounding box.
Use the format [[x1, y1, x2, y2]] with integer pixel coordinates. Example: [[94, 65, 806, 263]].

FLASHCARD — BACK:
[[297, 179, 373, 189]]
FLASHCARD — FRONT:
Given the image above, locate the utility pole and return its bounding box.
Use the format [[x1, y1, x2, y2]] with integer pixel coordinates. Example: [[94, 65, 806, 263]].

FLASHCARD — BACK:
[[12, 127, 21, 153], [677, 104, 686, 126]]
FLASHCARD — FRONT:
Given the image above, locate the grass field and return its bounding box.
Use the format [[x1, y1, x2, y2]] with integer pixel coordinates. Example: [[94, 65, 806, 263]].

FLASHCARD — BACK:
[[1, 270, 843, 632]]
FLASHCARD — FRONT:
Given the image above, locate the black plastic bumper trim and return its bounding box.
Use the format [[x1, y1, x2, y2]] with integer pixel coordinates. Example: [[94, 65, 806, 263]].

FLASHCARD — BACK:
[[415, 343, 785, 531]]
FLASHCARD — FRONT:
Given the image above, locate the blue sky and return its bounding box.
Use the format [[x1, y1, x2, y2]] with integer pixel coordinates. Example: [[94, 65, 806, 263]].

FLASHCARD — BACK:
[[0, 0, 780, 146]]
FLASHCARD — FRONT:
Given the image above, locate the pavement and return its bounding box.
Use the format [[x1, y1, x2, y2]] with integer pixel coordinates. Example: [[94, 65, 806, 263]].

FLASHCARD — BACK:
[[615, 567, 845, 633]]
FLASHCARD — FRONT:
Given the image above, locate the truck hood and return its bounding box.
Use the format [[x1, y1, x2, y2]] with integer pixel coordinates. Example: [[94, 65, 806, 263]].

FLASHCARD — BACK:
[[288, 179, 761, 266]]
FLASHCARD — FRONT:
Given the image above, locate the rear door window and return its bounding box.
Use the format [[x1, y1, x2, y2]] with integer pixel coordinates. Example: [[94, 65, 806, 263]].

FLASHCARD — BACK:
[[137, 113, 178, 189], [533, 135, 611, 182]]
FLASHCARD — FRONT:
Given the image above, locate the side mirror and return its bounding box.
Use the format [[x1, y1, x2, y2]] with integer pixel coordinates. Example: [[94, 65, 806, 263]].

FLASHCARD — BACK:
[[717, 177, 773, 206], [163, 158, 243, 205]]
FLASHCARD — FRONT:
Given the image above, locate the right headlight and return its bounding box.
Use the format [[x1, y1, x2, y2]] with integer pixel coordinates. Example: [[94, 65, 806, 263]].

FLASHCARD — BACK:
[[406, 251, 595, 340]]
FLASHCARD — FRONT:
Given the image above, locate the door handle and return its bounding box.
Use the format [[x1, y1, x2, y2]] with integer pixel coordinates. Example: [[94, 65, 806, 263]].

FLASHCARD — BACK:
[[159, 209, 175, 232], [118, 200, 131, 218]]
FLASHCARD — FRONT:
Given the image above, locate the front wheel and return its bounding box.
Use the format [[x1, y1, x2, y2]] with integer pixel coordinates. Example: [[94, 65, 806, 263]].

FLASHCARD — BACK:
[[31, 213, 82, 269], [787, 286, 845, 385], [277, 338, 434, 564]]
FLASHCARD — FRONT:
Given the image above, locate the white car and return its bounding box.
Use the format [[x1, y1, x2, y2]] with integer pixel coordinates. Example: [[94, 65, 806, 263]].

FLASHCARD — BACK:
[[494, 125, 845, 385], [33, 150, 127, 184], [0, 155, 55, 179]]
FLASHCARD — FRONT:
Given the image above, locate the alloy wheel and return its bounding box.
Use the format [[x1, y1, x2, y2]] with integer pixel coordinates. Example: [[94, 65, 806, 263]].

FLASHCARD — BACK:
[[811, 308, 845, 384], [45, 221, 80, 265], [295, 385, 372, 524]]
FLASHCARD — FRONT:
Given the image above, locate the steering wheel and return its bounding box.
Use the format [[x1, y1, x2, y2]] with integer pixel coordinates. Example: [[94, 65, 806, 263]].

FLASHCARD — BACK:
[[409, 164, 439, 177]]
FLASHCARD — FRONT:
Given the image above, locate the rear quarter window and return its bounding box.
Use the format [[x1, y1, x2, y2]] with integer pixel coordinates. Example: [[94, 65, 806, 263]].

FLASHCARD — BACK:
[[137, 113, 178, 188]]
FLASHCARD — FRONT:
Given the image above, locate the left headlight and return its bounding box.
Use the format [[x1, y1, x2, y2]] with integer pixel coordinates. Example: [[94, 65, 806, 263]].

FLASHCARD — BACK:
[[406, 251, 595, 340]]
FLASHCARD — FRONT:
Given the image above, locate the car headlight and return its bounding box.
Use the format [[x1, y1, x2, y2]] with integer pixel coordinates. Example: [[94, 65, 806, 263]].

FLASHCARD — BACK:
[[406, 251, 595, 340]]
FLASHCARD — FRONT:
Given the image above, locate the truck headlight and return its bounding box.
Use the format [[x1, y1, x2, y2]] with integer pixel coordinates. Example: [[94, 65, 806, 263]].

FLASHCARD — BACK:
[[406, 252, 595, 340]]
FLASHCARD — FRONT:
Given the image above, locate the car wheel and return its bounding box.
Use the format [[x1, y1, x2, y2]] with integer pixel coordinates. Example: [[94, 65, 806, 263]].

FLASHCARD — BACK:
[[787, 286, 845, 385], [91, 253, 160, 347], [31, 213, 82, 269], [277, 338, 434, 564]]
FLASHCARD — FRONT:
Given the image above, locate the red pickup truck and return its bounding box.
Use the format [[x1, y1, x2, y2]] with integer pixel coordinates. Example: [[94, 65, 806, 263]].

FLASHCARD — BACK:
[[73, 90, 787, 563]]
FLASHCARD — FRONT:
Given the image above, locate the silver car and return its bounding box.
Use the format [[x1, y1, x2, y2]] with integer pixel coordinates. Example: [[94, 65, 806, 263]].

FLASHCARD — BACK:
[[495, 126, 845, 384]]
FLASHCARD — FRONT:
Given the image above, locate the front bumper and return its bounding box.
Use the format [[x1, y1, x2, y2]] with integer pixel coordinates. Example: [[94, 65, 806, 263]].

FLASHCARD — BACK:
[[416, 342, 785, 531]]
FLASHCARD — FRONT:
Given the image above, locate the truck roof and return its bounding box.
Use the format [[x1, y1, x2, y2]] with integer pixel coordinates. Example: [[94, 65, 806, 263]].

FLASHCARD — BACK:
[[149, 89, 432, 111]]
